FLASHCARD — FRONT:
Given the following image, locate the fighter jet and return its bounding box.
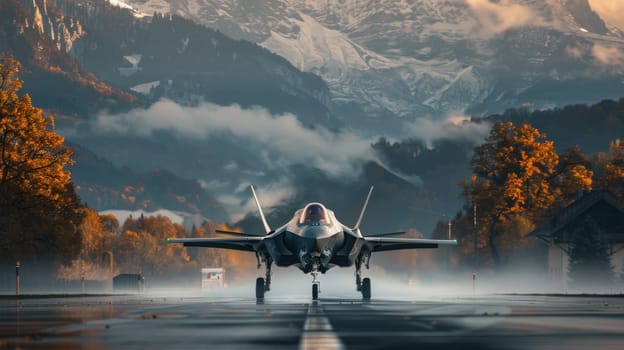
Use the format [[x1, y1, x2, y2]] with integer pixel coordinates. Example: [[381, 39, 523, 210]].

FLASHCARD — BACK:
[[167, 186, 457, 300]]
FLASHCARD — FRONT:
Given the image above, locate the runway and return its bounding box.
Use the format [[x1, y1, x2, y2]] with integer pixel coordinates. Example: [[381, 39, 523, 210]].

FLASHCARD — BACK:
[[1, 293, 624, 349]]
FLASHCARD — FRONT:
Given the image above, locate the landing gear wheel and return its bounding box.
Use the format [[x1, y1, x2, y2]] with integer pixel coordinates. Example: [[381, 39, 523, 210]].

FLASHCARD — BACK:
[[256, 277, 265, 299], [362, 277, 371, 300], [312, 283, 319, 300]]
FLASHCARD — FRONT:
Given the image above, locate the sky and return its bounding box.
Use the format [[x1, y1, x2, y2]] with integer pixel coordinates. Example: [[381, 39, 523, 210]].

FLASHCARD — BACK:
[[588, 0, 624, 30], [463, 0, 624, 70], [465, 0, 624, 36]]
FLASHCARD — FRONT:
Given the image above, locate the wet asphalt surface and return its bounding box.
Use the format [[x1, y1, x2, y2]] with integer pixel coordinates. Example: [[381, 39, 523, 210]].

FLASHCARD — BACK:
[[1, 292, 624, 350]]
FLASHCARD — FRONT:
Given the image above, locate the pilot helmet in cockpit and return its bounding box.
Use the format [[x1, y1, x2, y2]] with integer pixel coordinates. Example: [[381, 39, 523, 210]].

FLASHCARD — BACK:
[[300, 203, 330, 225]]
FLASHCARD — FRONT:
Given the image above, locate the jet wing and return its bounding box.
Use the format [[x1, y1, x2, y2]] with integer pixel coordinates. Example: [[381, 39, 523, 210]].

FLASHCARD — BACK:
[[216, 229, 264, 237], [364, 237, 457, 252], [363, 231, 406, 237], [166, 237, 264, 252]]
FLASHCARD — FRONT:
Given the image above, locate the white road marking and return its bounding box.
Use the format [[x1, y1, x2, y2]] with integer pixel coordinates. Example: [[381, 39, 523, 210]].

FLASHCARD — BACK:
[[299, 303, 345, 350]]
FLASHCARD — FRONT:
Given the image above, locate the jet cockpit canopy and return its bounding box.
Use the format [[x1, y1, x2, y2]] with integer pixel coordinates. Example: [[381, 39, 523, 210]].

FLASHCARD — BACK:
[[299, 203, 331, 226]]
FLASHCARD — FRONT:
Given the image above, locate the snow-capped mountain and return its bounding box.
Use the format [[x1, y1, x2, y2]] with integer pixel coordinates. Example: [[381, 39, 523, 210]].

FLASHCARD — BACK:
[[121, 0, 624, 128]]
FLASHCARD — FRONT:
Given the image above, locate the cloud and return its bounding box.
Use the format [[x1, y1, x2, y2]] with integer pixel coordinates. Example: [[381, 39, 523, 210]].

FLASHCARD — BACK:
[[464, 0, 541, 37], [591, 43, 624, 68], [94, 99, 375, 178], [588, 0, 624, 30], [92, 100, 491, 221], [242, 178, 295, 210], [94, 100, 490, 175], [563, 43, 624, 73], [92, 100, 379, 221], [215, 178, 299, 223], [403, 115, 491, 149]]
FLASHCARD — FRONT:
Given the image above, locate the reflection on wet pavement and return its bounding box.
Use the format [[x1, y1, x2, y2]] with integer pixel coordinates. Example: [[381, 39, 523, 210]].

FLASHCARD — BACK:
[[1, 294, 624, 349]]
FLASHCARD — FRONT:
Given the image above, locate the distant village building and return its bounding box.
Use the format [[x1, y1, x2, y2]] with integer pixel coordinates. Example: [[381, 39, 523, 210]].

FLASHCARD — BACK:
[[530, 191, 624, 289], [201, 268, 224, 289]]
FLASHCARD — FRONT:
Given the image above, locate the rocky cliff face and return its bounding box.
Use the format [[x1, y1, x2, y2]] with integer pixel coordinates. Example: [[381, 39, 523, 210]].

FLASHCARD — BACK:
[[19, 0, 86, 53]]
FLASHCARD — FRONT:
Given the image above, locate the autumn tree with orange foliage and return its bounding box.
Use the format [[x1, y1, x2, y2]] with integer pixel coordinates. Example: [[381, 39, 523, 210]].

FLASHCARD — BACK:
[[461, 122, 592, 269], [0, 58, 83, 264], [116, 215, 190, 276], [552, 146, 594, 207], [57, 213, 257, 281], [57, 208, 117, 280], [598, 139, 624, 204]]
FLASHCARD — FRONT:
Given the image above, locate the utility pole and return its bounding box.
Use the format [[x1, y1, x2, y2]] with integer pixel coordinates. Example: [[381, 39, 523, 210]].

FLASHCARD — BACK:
[[472, 203, 477, 294], [447, 219, 453, 271], [472, 203, 477, 267], [15, 261, 20, 296]]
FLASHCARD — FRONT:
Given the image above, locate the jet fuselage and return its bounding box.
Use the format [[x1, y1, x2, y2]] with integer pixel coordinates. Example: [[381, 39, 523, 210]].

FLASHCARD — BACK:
[[265, 202, 362, 273]]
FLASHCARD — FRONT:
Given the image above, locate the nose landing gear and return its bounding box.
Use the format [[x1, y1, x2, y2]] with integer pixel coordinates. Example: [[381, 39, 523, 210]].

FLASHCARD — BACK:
[[311, 271, 320, 300], [312, 283, 319, 300]]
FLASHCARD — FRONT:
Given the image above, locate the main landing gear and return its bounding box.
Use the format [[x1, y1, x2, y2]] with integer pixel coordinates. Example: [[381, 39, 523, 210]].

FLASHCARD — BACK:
[[256, 277, 265, 299], [355, 253, 372, 300], [361, 277, 371, 300], [256, 254, 272, 300]]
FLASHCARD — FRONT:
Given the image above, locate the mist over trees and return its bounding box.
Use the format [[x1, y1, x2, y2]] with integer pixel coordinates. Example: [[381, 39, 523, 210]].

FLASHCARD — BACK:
[[56, 211, 256, 282], [428, 119, 623, 277]]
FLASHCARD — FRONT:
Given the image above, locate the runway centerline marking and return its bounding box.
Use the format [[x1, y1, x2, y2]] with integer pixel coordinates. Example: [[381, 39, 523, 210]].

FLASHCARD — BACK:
[[299, 302, 345, 350]]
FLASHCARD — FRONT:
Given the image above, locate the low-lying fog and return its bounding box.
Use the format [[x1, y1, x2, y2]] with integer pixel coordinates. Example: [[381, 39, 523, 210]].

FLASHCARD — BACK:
[[3, 263, 622, 297]]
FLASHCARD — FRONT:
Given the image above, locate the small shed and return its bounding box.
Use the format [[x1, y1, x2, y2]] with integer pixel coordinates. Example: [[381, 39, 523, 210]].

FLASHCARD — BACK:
[[529, 191, 624, 289], [113, 273, 144, 292]]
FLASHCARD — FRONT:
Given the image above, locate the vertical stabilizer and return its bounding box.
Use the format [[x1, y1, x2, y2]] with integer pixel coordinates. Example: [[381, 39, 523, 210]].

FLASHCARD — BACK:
[[354, 186, 374, 230], [250, 185, 272, 234]]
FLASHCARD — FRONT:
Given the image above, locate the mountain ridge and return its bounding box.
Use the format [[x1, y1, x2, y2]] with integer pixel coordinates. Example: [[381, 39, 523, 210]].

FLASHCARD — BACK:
[[123, 0, 624, 132]]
